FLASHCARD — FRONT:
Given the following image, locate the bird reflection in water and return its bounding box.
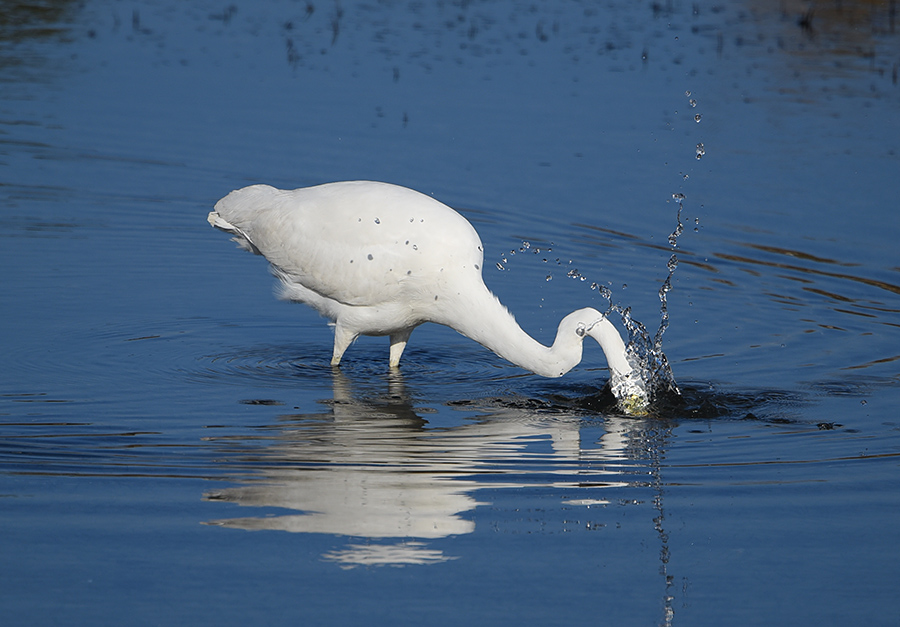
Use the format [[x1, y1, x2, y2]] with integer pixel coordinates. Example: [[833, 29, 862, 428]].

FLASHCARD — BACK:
[[203, 370, 672, 570]]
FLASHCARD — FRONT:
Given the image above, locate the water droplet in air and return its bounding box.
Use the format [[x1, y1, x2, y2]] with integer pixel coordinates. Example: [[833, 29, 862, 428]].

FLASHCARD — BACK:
[[669, 194, 685, 246], [684, 90, 691, 97], [695, 143, 706, 159], [694, 114, 702, 123], [689, 99, 697, 108], [496, 262, 505, 271], [374, 217, 380, 224], [546, 274, 553, 282]]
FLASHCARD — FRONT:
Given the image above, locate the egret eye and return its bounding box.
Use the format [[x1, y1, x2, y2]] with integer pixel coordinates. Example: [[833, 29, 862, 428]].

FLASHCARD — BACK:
[[576, 323, 586, 337]]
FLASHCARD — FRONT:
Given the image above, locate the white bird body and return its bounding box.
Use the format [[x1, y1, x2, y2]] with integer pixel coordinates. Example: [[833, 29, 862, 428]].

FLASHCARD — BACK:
[[209, 181, 635, 384]]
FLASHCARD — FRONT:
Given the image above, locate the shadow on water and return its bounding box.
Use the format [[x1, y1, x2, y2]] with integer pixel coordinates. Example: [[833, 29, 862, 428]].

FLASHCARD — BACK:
[[514, 381, 803, 423]]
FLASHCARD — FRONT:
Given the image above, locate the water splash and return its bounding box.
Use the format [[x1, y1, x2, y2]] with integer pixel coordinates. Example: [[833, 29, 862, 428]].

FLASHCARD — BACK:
[[668, 194, 685, 246], [496, 223, 684, 415], [496, 240, 552, 271], [604, 194, 686, 414], [604, 302, 679, 415]]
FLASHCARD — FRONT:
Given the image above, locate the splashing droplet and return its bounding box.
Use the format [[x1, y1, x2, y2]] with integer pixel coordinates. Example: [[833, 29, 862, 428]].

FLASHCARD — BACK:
[[668, 194, 685, 247], [496, 262, 505, 271], [608, 301, 679, 414], [666, 254, 679, 274], [695, 143, 706, 160]]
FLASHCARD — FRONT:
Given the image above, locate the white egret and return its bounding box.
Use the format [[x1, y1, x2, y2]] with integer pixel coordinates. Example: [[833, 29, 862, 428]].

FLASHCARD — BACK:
[[209, 181, 648, 407]]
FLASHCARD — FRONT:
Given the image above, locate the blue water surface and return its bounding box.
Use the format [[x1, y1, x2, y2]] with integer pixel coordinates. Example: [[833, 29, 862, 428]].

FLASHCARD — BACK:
[[2, 1, 899, 625]]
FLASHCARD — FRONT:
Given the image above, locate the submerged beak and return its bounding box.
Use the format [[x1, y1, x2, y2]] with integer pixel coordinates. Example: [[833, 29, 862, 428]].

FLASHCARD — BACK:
[[584, 316, 653, 416]]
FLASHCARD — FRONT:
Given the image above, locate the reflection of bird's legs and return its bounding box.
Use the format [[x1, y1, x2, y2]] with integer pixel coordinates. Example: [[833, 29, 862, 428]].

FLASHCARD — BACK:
[[331, 323, 357, 366], [389, 328, 413, 368]]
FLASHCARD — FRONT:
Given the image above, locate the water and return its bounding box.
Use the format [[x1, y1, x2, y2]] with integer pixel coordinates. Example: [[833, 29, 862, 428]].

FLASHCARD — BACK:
[[2, 1, 899, 625]]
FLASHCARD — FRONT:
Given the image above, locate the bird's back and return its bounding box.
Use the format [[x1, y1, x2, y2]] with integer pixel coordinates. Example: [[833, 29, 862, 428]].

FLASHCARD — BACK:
[[211, 181, 485, 308]]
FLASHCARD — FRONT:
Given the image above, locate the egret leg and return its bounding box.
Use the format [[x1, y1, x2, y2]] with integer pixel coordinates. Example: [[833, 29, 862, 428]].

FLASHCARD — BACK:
[[331, 324, 357, 366], [389, 328, 413, 368]]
